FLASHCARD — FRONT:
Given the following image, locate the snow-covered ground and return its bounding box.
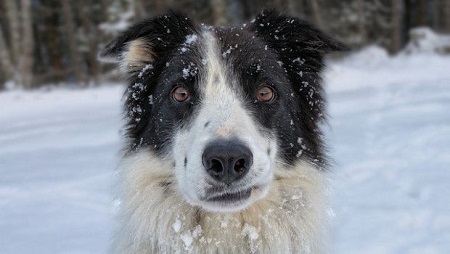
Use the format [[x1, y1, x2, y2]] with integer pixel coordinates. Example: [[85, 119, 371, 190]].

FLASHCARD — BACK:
[[0, 87, 123, 253], [1, 49, 449, 253], [326, 48, 450, 253]]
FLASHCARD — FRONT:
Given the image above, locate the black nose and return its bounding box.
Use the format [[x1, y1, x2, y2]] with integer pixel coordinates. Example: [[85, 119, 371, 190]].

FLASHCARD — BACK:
[[202, 141, 253, 184]]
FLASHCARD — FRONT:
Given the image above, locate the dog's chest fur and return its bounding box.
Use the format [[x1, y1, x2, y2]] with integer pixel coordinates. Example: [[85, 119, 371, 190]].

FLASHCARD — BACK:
[[113, 151, 328, 254]]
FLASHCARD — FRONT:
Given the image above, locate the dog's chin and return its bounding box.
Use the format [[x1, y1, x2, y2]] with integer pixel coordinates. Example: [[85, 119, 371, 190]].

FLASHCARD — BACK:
[[194, 184, 270, 213]]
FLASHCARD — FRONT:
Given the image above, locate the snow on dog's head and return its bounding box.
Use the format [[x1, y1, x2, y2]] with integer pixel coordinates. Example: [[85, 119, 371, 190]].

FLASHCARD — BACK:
[[99, 10, 347, 212]]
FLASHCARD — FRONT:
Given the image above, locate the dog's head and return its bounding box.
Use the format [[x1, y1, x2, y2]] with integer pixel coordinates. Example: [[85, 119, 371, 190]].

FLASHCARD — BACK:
[[100, 10, 347, 212]]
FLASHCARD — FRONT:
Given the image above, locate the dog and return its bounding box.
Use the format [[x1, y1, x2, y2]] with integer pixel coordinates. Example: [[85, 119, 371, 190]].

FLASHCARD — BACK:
[[99, 9, 347, 254]]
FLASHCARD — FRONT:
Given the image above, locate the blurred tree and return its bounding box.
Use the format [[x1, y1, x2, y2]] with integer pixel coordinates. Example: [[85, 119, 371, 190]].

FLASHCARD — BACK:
[[310, 0, 322, 28], [4, 0, 34, 88], [356, 0, 367, 45], [391, 0, 404, 53], [1, 0, 450, 89], [19, 0, 34, 89], [212, 0, 229, 26], [0, 2, 8, 88], [62, 1, 84, 85], [0, 26, 13, 88], [35, 0, 65, 85], [442, 0, 450, 32], [4, 0, 20, 85], [79, 0, 104, 85], [226, 0, 247, 24]]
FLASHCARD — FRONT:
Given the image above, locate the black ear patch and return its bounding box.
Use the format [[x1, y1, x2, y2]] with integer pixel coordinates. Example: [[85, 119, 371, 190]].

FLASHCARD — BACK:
[[249, 9, 349, 56], [98, 11, 198, 74]]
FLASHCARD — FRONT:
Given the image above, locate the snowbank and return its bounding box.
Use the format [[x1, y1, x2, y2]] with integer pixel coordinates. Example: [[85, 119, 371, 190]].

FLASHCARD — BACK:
[[339, 45, 390, 68], [325, 44, 450, 93], [402, 27, 450, 55]]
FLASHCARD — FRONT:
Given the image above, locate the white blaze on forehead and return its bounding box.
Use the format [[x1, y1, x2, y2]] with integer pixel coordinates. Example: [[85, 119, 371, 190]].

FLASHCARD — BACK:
[[194, 29, 271, 143], [197, 30, 245, 137], [201, 31, 234, 100]]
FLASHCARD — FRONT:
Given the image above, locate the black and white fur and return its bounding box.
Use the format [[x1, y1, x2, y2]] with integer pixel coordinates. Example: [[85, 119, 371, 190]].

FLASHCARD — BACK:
[[99, 10, 347, 254]]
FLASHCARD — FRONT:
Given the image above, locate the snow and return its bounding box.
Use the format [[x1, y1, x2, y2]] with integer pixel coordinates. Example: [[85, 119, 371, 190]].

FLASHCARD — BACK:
[[180, 232, 193, 248], [1, 49, 450, 253], [185, 34, 198, 45], [180, 225, 202, 250], [401, 27, 450, 55], [182, 63, 198, 78], [242, 223, 259, 240], [138, 64, 153, 78], [325, 49, 450, 253], [0, 86, 123, 254], [222, 47, 233, 58], [179, 35, 199, 55], [182, 67, 191, 78], [338, 45, 389, 68], [173, 219, 182, 233]]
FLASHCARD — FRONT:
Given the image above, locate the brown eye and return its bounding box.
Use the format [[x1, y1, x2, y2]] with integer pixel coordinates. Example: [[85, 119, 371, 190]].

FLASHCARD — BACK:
[[256, 85, 275, 102], [172, 85, 190, 102]]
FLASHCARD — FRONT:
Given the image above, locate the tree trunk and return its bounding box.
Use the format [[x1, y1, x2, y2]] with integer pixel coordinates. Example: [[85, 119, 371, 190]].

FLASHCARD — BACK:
[[211, 0, 228, 26], [4, 0, 20, 84], [0, 27, 14, 84], [417, 0, 428, 26], [19, 0, 34, 88], [46, 4, 65, 84], [310, 0, 322, 28], [135, 0, 147, 19], [79, 0, 100, 85], [357, 0, 367, 45], [61, 0, 84, 85], [442, 0, 450, 33], [391, 0, 404, 54]]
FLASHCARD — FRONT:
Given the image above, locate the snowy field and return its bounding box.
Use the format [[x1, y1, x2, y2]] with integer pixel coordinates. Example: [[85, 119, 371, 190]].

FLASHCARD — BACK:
[[326, 48, 450, 253], [1, 49, 449, 253]]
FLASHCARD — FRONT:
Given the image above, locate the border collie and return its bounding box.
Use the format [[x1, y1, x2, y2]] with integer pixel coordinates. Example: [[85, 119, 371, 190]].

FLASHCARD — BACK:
[[99, 9, 347, 253]]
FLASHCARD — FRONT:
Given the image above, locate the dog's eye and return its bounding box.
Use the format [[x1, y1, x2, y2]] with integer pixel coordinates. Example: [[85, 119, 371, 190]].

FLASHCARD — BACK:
[[256, 85, 275, 102], [172, 85, 190, 102]]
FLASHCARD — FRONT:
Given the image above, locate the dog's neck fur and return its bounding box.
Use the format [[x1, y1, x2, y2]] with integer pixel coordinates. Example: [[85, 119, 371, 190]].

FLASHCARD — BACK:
[[113, 150, 329, 254]]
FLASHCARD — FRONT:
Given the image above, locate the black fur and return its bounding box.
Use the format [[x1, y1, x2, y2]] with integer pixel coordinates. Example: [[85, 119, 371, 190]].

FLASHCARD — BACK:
[[100, 10, 347, 167], [101, 11, 202, 154], [247, 9, 349, 166]]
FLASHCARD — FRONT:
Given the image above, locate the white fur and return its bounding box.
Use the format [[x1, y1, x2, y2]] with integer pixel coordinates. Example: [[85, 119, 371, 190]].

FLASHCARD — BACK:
[[113, 150, 329, 254], [172, 30, 275, 212]]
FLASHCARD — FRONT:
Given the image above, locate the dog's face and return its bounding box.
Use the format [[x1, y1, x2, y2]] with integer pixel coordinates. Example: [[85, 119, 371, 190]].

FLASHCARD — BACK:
[[100, 10, 346, 212]]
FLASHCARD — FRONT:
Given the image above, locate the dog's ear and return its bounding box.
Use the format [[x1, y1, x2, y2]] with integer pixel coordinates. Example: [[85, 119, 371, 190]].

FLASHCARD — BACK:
[[249, 10, 349, 129], [249, 9, 348, 67], [98, 11, 196, 74]]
